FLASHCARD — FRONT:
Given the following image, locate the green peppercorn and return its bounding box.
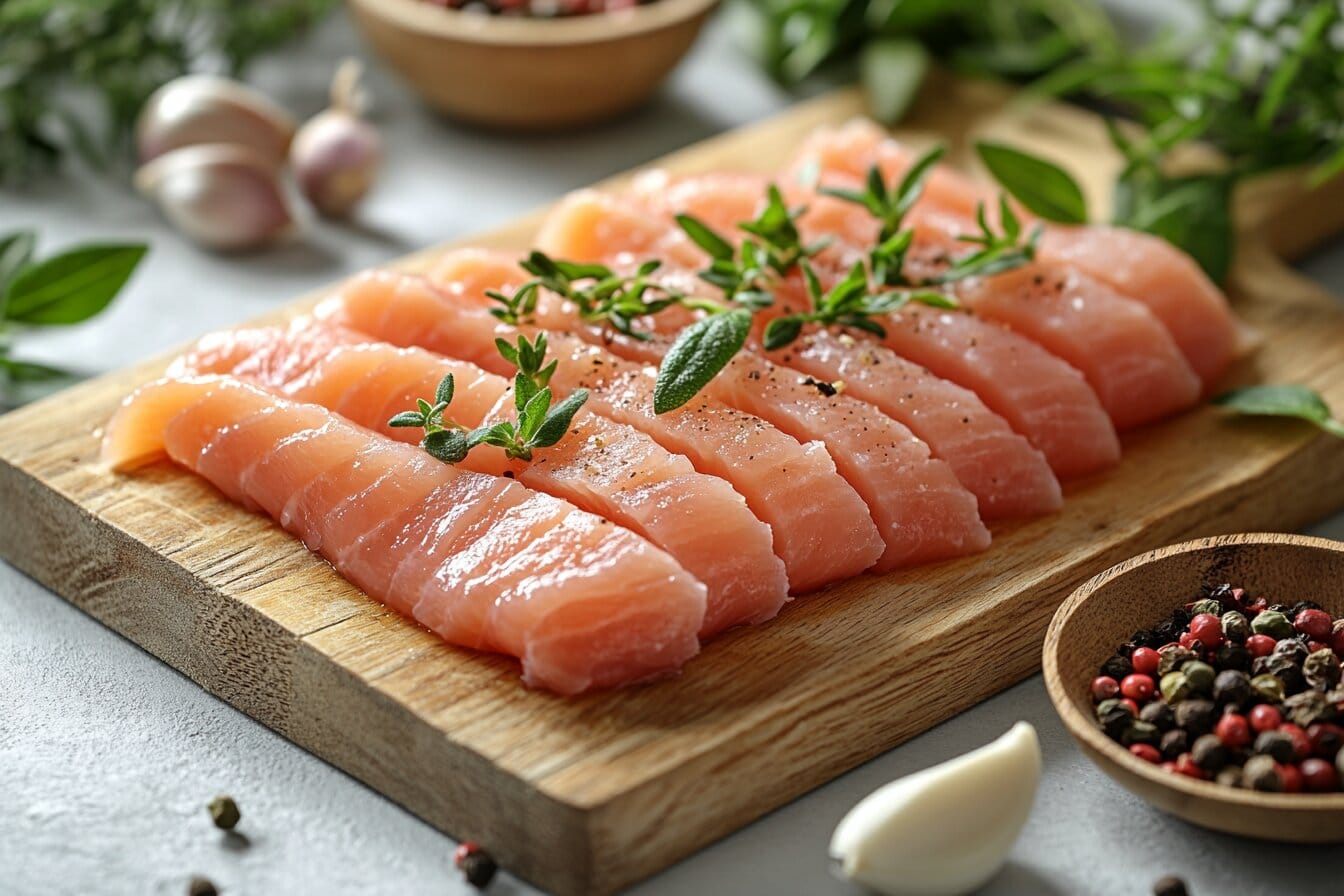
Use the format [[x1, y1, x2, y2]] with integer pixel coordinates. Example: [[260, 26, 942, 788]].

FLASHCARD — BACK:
[[1160, 671, 1193, 703], [1174, 699, 1217, 737], [1304, 649, 1342, 692], [1100, 704, 1135, 741], [1158, 647, 1198, 677], [1140, 700, 1176, 732], [1191, 598, 1223, 617], [1251, 673, 1286, 704], [1191, 733, 1229, 771], [1252, 610, 1294, 639], [1123, 720, 1162, 747], [1160, 729, 1189, 761], [1244, 754, 1284, 792], [1221, 610, 1250, 644], [1215, 766, 1244, 789], [1214, 642, 1252, 673], [1212, 669, 1253, 708], [1284, 691, 1337, 728], [1255, 729, 1296, 763], [1096, 698, 1127, 719], [1183, 660, 1215, 695], [207, 796, 240, 831]]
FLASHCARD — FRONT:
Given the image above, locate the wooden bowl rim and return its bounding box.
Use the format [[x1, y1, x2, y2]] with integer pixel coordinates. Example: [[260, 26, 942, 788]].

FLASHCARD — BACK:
[[1044, 532, 1344, 813], [348, 0, 720, 46]]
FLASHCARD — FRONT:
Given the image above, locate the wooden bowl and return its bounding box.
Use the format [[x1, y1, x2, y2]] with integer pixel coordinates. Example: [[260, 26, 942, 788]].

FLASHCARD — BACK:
[[1044, 532, 1344, 842], [347, 0, 719, 130]]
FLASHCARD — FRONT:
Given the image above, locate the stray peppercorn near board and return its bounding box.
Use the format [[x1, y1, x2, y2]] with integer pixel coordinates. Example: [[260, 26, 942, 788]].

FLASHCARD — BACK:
[[4, 74, 1344, 896]]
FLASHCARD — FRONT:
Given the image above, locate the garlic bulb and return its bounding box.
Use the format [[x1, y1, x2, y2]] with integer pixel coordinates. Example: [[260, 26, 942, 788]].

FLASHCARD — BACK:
[[290, 59, 381, 218], [136, 75, 297, 167], [829, 721, 1041, 896], [134, 145, 296, 252]]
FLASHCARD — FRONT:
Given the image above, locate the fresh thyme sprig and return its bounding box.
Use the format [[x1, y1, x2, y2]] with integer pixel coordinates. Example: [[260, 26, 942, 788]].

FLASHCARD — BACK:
[[389, 333, 589, 463], [821, 145, 946, 241], [921, 196, 1043, 284]]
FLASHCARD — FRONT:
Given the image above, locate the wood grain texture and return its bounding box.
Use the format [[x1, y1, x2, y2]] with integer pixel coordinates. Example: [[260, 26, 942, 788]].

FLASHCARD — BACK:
[[1044, 533, 1344, 841], [4, 73, 1344, 894]]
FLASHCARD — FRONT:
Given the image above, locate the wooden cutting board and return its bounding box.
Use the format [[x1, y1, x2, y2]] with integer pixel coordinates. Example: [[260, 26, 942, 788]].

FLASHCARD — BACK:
[[5, 74, 1344, 895]]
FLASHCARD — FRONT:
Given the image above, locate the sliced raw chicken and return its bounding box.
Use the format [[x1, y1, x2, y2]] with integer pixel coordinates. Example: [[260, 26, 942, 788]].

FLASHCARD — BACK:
[[101, 375, 706, 694], [175, 326, 789, 636], [318, 269, 886, 592]]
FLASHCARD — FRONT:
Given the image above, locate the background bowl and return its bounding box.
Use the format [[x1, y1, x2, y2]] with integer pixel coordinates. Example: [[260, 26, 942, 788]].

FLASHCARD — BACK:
[[348, 0, 719, 130], [1044, 532, 1344, 842]]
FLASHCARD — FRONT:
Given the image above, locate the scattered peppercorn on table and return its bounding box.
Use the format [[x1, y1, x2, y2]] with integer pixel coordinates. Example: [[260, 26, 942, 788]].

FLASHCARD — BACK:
[[6, 10, 1344, 896]]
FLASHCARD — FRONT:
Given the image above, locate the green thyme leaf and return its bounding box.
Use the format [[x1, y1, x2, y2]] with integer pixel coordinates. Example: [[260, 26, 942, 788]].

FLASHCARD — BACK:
[[514, 370, 539, 414], [434, 373, 455, 407], [654, 309, 752, 414], [422, 428, 470, 464], [3, 243, 147, 325], [387, 411, 426, 428], [974, 142, 1088, 224], [762, 316, 804, 350], [676, 214, 735, 261], [532, 389, 589, 448], [1214, 385, 1344, 438]]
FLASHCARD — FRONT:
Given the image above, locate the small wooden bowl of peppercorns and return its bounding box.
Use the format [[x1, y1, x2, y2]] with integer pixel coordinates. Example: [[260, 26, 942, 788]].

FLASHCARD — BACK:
[[1044, 532, 1344, 842], [347, 0, 719, 129]]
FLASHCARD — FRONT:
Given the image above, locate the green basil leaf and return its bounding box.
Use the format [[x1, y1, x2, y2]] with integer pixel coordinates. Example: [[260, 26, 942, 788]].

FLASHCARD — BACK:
[[975, 142, 1088, 224], [762, 316, 803, 350], [422, 429, 470, 464], [676, 214, 735, 262], [387, 411, 426, 429], [1214, 385, 1344, 438], [861, 38, 929, 126], [531, 389, 589, 448], [653, 309, 751, 414], [0, 230, 36, 298], [3, 243, 146, 325]]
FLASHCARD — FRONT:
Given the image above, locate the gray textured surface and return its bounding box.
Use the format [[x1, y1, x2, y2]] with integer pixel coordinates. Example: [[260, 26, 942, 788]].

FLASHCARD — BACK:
[[3, 10, 1344, 896]]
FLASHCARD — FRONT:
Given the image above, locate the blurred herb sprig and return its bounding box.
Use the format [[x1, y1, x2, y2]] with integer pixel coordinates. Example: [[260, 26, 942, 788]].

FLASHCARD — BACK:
[[0, 0, 336, 184]]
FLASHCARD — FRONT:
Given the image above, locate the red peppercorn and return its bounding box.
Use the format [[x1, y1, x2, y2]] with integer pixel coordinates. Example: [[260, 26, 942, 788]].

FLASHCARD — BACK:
[[1160, 760, 1178, 773], [1280, 723, 1313, 761], [1173, 753, 1205, 779], [1294, 608, 1334, 642], [1215, 713, 1251, 749], [1279, 763, 1304, 793], [1300, 758, 1339, 793], [1189, 613, 1224, 648], [1178, 632, 1204, 651], [1121, 674, 1155, 702], [1247, 596, 1269, 613], [454, 842, 481, 869], [1308, 723, 1344, 759], [1250, 704, 1283, 733], [1129, 743, 1161, 764], [1309, 640, 1331, 654], [1091, 676, 1120, 701], [1245, 634, 1277, 658], [1131, 647, 1161, 676], [1119, 697, 1140, 716], [1156, 642, 1180, 654]]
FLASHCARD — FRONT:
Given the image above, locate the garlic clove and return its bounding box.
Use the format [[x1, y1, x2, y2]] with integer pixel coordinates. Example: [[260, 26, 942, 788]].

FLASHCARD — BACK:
[[290, 59, 381, 218], [829, 721, 1041, 896], [135, 144, 297, 253], [136, 75, 297, 167]]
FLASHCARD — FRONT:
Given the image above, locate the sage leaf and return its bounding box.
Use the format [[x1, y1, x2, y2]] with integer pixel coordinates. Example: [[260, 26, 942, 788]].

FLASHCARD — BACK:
[[4, 243, 147, 325], [861, 38, 929, 126], [975, 142, 1088, 224], [1214, 385, 1344, 438], [514, 370, 538, 414], [654, 309, 752, 414]]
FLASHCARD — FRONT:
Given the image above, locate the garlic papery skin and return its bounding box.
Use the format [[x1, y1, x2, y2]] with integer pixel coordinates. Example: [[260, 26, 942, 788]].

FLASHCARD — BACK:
[[136, 75, 297, 167], [290, 59, 381, 218], [134, 145, 296, 252], [829, 721, 1041, 896]]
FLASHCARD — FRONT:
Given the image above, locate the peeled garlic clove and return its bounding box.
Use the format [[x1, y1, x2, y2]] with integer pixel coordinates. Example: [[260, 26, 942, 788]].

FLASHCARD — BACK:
[[830, 721, 1041, 896], [135, 145, 296, 252], [291, 59, 381, 218], [136, 75, 297, 167]]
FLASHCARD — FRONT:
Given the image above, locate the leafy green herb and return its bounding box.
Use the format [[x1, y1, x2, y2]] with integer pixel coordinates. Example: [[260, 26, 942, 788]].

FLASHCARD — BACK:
[[822, 145, 945, 241], [860, 39, 930, 127], [0, 0, 337, 183], [389, 335, 589, 463], [653, 309, 753, 414], [922, 197, 1043, 284], [1213, 385, 1344, 439], [974, 142, 1088, 224]]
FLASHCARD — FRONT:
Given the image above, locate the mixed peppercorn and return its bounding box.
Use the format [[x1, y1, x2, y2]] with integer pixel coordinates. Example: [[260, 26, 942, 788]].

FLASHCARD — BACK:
[[1093, 584, 1344, 792]]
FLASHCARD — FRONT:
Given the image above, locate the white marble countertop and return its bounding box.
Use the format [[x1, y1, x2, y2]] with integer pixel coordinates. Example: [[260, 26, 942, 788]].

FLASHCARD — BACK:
[[3, 11, 1344, 896]]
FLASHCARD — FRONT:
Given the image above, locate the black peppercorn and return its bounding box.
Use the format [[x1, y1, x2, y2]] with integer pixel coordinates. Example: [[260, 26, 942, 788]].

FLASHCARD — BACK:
[[1153, 617, 1185, 644], [1268, 603, 1293, 615], [207, 796, 240, 831], [1204, 583, 1235, 607], [1101, 654, 1134, 681], [1152, 874, 1190, 896], [1290, 599, 1324, 617], [462, 852, 498, 889], [1140, 701, 1176, 732], [1100, 704, 1135, 740], [1220, 611, 1250, 645], [1213, 643, 1251, 673], [1160, 729, 1190, 761], [1304, 649, 1342, 692], [1158, 646, 1198, 677], [1174, 699, 1217, 737], [1253, 655, 1305, 694], [188, 878, 218, 896], [1191, 733, 1229, 771], [1123, 720, 1162, 747], [1211, 669, 1253, 708], [1284, 691, 1337, 728], [1272, 639, 1309, 664], [1131, 628, 1164, 650], [1244, 755, 1284, 792], [1254, 729, 1296, 763]]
